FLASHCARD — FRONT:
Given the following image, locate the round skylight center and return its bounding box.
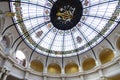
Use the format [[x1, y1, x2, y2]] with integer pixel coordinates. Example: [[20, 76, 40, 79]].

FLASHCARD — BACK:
[[50, 0, 83, 30]]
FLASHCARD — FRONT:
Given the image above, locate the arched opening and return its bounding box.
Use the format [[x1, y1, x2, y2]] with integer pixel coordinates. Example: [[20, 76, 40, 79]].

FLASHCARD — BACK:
[[99, 48, 114, 64], [15, 50, 26, 67], [116, 37, 120, 50], [48, 63, 61, 74], [65, 63, 79, 74], [82, 58, 96, 71], [30, 60, 43, 72]]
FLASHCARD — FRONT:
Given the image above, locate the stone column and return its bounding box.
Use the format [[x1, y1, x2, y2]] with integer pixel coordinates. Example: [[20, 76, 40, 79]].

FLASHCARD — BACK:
[[61, 68, 65, 80], [62, 77, 65, 80], [79, 66, 83, 72], [98, 70, 103, 77], [61, 68, 64, 74], [96, 57, 102, 66], [24, 71, 29, 80], [2, 70, 10, 80], [43, 67, 47, 80], [80, 75, 84, 80], [0, 68, 5, 79], [44, 67, 47, 74], [43, 76, 47, 80]]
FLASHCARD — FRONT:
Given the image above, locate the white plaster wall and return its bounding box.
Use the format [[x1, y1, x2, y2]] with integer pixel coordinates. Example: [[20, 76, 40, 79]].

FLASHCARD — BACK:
[[28, 74, 43, 80], [66, 77, 80, 80], [47, 77, 61, 80], [4, 60, 13, 69], [10, 66, 25, 79], [103, 63, 120, 76], [0, 56, 3, 66], [84, 71, 99, 80]]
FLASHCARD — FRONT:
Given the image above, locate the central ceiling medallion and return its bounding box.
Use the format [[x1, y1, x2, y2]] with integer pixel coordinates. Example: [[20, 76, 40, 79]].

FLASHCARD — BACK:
[[50, 0, 83, 30]]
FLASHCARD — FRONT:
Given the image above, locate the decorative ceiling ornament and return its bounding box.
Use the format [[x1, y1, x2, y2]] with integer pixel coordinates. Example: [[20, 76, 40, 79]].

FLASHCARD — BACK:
[[82, 16, 86, 21], [47, 23, 52, 29], [71, 28, 76, 32], [84, 0, 89, 6], [45, 9, 49, 15], [35, 30, 43, 38], [58, 31, 64, 35], [77, 23, 82, 28], [83, 8, 88, 14], [65, 30, 70, 34], [52, 28, 57, 32], [77, 36, 82, 43], [46, 2, 52, 7]]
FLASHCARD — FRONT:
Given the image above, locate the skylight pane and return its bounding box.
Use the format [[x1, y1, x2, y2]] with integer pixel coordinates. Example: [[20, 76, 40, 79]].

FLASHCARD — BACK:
[[10, 0, 120, 57]]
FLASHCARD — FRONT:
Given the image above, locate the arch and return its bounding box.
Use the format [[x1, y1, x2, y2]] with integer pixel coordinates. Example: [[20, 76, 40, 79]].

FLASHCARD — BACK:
[[30, 60, 43, 72], [116, 37, 120, 50], [48, 63, 61, 74], [65, 62, 79, 74], [82, 58, 96, 71], [16, 50, 26, 67], [99, 48, 114, 64]]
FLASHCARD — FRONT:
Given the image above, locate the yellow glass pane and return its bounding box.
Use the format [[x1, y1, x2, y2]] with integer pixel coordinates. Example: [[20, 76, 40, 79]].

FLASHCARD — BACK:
[[65, 63, 79, 74], [82, 58, 96, 71], [99, 49, 114, 64], [30, 60, 43, 72]]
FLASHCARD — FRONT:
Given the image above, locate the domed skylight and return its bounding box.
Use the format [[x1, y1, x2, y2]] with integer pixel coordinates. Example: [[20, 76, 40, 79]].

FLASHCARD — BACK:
[[10, 0, 120, 57]]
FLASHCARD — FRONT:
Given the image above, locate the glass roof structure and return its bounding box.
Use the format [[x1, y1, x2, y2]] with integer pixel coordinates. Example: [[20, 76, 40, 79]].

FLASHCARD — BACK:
[[10, 0, 120, 57]]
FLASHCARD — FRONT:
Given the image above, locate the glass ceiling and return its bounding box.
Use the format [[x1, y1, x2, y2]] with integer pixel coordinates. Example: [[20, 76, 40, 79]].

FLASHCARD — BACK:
[[10, 0, 120, 57]]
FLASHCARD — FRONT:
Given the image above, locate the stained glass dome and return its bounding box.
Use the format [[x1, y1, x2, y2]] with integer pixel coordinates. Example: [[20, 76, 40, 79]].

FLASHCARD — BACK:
[[10, 0, 120, 57]]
